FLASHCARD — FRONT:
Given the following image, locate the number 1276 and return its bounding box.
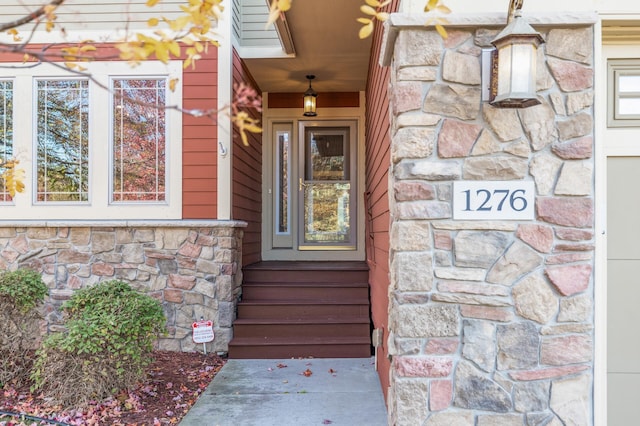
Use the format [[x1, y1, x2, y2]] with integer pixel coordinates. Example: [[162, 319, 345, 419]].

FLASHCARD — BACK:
[[453, 181, 535, 220]]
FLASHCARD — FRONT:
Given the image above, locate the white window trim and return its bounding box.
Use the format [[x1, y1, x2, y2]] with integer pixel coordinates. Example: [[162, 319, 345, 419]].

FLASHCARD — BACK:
[[2, 60, 182, 220]]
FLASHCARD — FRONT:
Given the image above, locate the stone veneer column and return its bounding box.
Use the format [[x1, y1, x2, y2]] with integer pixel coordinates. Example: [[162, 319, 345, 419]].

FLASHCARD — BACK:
[[383, 14, 597, 426], [0, 220, 245, 354]]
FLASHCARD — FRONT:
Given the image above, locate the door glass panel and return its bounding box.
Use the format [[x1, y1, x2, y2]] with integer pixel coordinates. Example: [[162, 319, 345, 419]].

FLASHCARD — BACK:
[[276, 129, 291, 235], [304, 183, 350, 243], [272, 123, 294, 249], [302, 126, 353, 246]]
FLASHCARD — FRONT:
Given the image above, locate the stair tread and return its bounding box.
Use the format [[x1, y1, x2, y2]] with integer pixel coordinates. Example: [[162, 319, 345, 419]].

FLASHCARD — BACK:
[[242, 281, 369, 287], [233, 317, 370, 324], [239, 298, 369, 305], [244, 261, 369, 271], [230, 336, 371, 345]]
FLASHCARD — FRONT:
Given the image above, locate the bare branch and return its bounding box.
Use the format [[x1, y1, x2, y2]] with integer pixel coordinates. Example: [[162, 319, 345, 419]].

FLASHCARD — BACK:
[[0, 0, 66, 32]]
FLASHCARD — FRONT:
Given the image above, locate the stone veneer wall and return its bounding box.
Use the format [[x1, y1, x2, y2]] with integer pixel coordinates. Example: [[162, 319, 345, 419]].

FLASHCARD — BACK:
[[383, 14, 596, 426], [0, 221, 245, 354]]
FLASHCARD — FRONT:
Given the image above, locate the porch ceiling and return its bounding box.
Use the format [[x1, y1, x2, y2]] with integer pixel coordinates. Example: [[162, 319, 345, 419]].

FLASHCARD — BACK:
[[241, 0, 374, 94]]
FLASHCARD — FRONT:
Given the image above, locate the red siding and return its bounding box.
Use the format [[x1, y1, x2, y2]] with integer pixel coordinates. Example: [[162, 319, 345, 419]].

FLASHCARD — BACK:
[[182, 50, 218, 218], [365, 0, 400, 401], [232, 49, 263, 266]]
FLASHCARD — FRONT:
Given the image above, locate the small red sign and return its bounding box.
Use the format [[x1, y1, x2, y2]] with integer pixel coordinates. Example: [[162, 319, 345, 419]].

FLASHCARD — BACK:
[[192, 320, 214, 343]]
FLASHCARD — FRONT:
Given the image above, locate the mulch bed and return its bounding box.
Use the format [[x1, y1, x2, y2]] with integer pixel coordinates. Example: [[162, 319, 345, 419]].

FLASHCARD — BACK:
[[1, 351, 225, 426]]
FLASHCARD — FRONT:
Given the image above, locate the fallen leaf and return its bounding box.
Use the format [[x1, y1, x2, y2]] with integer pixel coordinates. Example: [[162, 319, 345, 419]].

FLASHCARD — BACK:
[[302, 369, 313, 377], [328, 368, 337, 374], [277, 363, 288, 368], [323, 420, 333, 425]]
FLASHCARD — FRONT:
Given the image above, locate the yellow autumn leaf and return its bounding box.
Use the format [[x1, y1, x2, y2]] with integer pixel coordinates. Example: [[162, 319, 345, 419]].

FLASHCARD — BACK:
[[360, 5, 377, 16], [7, 28, 21, 42], [43, 4, 57, 15], [359, 20, 374, 39], [169, 78, 178, 92], [146, 0, 161, 6], [233, 112, 262, 146], [425, 0, 439, 11], [365, 0, 381, 6], [266, 0, 292, 27], [266, 9, 280, 27], [277, 0, 292, 12], [376, 12, 389, 21], [2, 160, 26, 197], [148, 17, 159, 27], [357, 17, 372, 25], [435, 24, 448, 39]]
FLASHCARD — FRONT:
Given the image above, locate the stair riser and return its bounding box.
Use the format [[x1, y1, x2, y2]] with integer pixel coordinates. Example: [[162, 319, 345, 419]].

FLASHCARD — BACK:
[[233, 323, 370, 339], [241, 286, 369, 301], [243, 270, 369, 284], [228, 344, 372, 359], [238, 304, 370, 319]]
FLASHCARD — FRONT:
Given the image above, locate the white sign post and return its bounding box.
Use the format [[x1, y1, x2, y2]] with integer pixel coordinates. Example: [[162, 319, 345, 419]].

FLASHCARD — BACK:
[[192, 319, 214, 355]]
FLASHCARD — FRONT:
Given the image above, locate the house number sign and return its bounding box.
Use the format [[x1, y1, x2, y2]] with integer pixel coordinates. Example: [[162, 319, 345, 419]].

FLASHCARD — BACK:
[[453, 181, 535, 220]]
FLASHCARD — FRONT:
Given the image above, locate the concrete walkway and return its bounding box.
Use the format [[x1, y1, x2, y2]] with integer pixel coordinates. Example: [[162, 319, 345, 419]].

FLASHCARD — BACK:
[[179, 358, 388, 426]]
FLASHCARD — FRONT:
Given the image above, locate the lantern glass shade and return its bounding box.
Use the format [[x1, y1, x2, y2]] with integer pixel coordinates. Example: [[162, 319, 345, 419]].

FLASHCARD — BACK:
[[303, 89, 317, 116], [490, 13, 544, 108], [303, 75, 318, 117]]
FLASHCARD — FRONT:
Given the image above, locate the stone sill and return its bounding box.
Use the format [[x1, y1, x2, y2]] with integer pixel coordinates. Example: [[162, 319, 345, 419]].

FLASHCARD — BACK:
[[0, 219, 248, 228], [381, 11, 599, 66]]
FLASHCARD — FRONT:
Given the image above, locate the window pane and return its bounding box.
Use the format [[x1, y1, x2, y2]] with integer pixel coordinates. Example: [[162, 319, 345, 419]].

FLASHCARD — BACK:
[[619, 98, 640, 116], [619, 75, 640, 93], [0, 81, 13, 202], [36, 80, 89, 202], [112, 79, 166, 202]]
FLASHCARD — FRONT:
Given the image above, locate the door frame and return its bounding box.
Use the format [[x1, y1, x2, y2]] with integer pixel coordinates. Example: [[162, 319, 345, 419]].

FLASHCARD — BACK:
[[260, 92, 367, 261]]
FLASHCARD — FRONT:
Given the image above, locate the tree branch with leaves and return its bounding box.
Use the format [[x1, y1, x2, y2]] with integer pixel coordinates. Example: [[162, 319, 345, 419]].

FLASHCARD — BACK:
[[0, 0, 263, 196]]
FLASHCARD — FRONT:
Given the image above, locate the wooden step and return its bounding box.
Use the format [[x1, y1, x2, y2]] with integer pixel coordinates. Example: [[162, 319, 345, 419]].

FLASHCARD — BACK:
[[241, 282, 369, 301], [237, 299, 370, 319], [228, 336, 372, 359], [232, 318, 370, 339], [242, 261, 369, 284]]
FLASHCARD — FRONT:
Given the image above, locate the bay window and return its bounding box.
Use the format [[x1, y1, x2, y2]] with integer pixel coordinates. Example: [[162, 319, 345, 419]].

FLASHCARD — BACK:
[[0, 61, 182, 220]]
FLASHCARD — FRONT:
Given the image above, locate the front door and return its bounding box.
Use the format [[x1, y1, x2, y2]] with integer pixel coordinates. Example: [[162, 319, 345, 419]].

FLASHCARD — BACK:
[[264, 119, 362, 261]]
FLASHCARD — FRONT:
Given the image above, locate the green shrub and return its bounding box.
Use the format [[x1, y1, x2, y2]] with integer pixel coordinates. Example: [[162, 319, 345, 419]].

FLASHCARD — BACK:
[[0, 268, 48, 313], [0, 269, 48, 386], [32, 280, 166, 406]]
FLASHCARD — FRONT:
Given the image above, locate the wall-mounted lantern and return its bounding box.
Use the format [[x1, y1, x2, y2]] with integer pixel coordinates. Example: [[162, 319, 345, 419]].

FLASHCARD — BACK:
[[485, 0, 545, 108], [303, 75, 318, 116]]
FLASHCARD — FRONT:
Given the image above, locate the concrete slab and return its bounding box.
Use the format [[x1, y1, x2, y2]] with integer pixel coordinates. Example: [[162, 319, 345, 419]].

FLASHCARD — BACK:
[[179, 358, 388, 426]]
